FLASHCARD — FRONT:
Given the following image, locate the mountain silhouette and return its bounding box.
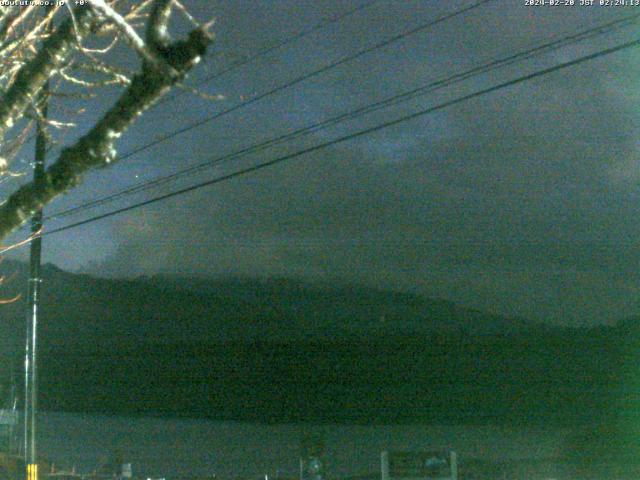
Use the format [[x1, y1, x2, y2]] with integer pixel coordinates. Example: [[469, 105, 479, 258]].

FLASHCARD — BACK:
[[0, 260, 635, 427]]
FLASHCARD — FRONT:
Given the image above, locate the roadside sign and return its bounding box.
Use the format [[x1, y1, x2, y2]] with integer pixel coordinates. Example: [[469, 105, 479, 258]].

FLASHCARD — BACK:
[[0, 410, 18, 426], [381, 451, 457, 480], [300, 433, 325, 480]]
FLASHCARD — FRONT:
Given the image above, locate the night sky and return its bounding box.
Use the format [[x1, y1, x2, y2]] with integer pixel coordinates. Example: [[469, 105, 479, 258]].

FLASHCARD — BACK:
[[3, 0, 640, 326]]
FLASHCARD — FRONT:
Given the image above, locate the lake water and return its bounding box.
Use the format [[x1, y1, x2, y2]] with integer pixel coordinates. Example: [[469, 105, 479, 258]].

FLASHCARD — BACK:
[[33, 412, 570, 479]]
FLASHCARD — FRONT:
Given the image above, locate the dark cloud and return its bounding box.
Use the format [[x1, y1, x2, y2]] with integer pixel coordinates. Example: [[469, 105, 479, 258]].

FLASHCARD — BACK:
[[96, 127, 640, 325], [10, 0, 634, 326]]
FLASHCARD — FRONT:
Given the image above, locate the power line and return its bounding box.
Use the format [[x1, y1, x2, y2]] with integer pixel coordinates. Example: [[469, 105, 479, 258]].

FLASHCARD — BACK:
[[157, 0, 381, 107], [41, 35, 640, 238], [112, 0, 494, 162], [44, 11, 640, 222], [21, 0, 380, 158], [43, 0, 495, 221]]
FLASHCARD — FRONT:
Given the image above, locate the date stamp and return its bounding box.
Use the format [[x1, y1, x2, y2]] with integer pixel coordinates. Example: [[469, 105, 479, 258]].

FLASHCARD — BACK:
[[525, 0, 640, 5], [525, 0, 576, 4]]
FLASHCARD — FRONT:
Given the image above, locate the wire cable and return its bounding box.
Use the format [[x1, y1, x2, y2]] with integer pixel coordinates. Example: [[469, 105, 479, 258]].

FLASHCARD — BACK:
[[157, 0, 381, 107], [38, 35, 640, 239], [19, 0, 380, 158], [111, 0, 494, 162], [44, 11, 640, 222]]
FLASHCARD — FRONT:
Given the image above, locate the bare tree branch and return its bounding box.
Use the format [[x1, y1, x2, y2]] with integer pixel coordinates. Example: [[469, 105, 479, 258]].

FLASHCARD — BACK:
[[88, 0, 178, 77], [0, 6, 96, 145], [0, 17, 213, 240], [0, 6, 59, 59], [0, 6, 38, 50], [147, 0, 173, 50]]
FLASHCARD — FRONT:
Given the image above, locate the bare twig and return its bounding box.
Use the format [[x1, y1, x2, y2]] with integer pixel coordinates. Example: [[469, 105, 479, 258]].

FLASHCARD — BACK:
[[89, 0, 178, 77], [0, 5, 96, 146], [0, 10, 214, 240]]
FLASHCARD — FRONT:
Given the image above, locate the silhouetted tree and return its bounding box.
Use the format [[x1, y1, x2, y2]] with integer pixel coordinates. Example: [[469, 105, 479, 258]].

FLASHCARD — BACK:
[[0, 1, 214, 242]]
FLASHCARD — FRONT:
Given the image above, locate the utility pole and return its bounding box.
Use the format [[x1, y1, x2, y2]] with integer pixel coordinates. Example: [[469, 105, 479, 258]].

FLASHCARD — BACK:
[[24, 83, 47, 480]]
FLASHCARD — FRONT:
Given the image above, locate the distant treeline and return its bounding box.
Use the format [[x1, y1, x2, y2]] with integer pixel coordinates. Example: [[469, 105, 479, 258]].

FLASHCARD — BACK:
[[36, 328, 637, 427]]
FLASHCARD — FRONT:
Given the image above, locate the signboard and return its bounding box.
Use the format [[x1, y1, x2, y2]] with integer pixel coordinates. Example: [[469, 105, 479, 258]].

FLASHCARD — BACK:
[[0, 410, 18, 426], [381, 451, 457, 480], [300, 457, 323, 480], [121, 463, 132, 479], [300, 433, 325, 480]]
